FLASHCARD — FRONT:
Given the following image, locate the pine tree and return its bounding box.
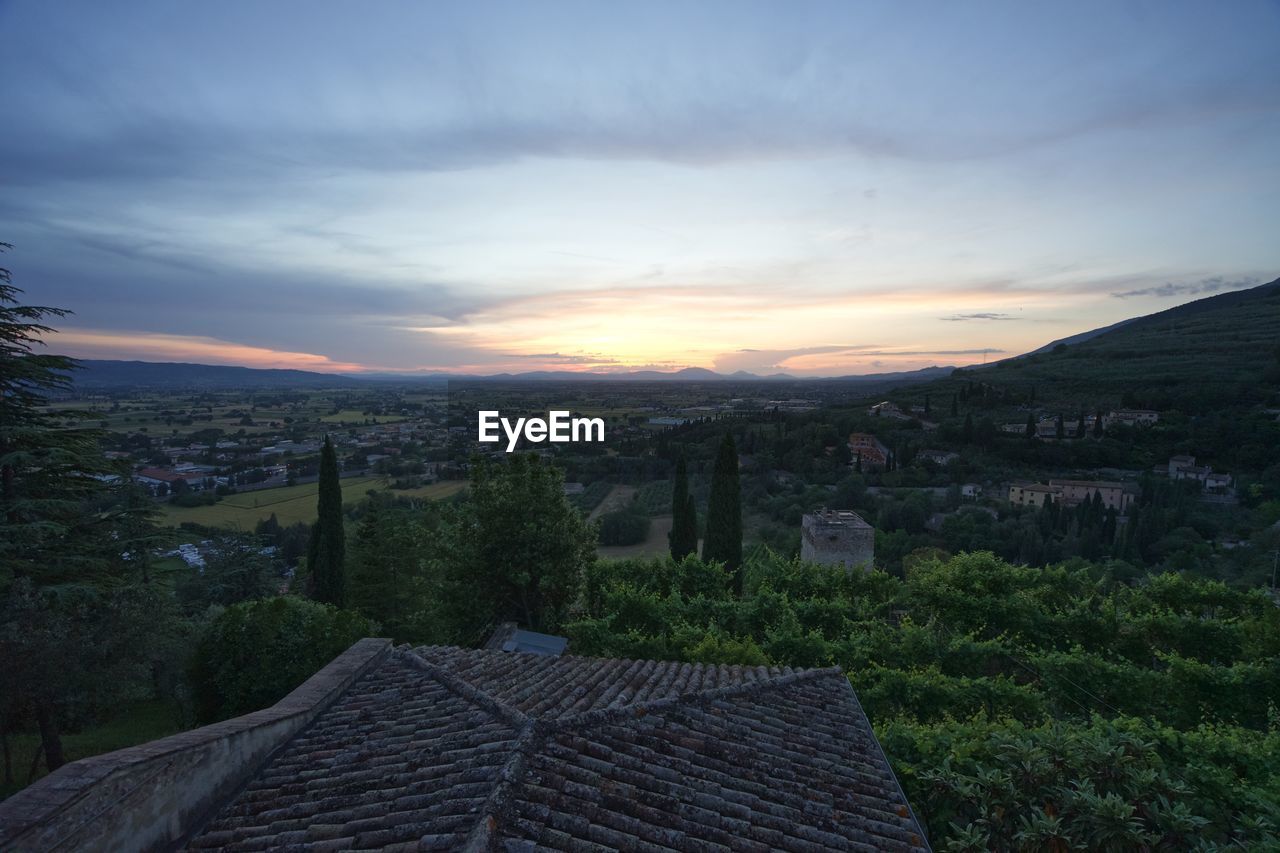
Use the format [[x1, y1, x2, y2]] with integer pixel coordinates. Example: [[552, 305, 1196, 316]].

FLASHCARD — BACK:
[[702, 433, 743, 590], [307, 435, 346, 607], [669, 455, 697, 560]]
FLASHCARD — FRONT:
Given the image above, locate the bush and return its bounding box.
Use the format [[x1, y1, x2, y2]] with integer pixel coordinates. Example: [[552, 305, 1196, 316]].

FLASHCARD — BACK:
[[598, 508, 651, 546], [189, 597, 375, 723]]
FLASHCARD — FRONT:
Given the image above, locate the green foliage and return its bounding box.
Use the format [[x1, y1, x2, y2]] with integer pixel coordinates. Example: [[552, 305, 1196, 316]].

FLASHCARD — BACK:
[[306, 435, 346, 606], [176, 529, 279, 613], [598, 506, 651, 546], [669, 456, 697, 559], [435, 454, 597, 640], [347, 496, 435, 642], [188, 596, 373, 723], [566, 550, 1280, 848], [702, 433, 743, 585]]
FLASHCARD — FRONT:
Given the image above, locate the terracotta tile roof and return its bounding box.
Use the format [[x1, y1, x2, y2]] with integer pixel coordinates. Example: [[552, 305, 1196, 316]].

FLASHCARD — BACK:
[[186, 646, 929, 851]]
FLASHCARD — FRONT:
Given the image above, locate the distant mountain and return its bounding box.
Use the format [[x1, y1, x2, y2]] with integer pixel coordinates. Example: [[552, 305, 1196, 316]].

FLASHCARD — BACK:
[[71, 360, 360, 389], [69, 360, 957, 389]]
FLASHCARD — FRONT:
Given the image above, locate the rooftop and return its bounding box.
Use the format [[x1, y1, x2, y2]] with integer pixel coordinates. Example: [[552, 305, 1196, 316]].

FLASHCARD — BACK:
[[1, 640, 928, 852], [187, 644, 927, 851]]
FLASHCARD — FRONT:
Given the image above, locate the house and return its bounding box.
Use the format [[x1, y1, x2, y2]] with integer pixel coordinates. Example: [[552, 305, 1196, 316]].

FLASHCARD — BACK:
[[1049, 479, 1135, 512], [1169, 455, 1233, 493], [1105, 409, 1159, 428], [920, 449, 959, 466], [961, 482, 982, 499], [848, 432, 890, 468], [561, 481, 585, 496], [800, 508, 875, 571], [1008, 481, 1059, 507], [0, 641, 929, 852], [868, 400, 910, 419]]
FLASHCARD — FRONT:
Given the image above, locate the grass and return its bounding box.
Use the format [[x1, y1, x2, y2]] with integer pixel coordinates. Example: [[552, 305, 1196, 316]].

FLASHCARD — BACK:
[[1, 700, 185, 801], [159, 478, 468, 529], [387, 481, 467, 500], [598, 515, 676, 559]]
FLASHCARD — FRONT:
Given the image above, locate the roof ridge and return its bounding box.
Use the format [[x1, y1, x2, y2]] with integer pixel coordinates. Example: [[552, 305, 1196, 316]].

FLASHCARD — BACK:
[[547, 665, 847, 735], [393, 645, 530, 729]]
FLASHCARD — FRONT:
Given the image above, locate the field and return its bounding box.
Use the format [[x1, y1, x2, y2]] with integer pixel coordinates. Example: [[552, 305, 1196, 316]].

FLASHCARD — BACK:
[[160, 478, 465, 529]]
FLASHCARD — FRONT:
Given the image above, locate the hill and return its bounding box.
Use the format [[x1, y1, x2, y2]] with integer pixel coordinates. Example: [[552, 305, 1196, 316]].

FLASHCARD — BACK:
[[70, 360, 956, 389], [953, 277, 1280, 411], [70, 360, 360, 390]]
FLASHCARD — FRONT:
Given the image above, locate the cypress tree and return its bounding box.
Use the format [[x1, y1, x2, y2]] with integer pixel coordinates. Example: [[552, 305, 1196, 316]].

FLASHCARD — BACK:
[[1093, 408, 1105, 438], [950, 394, 958, 417], [1076, 411, 1086, 439], [307, 434, 346, 606], [702, 433, 743, 589], [1025, 413, 1036, 439], [1055, 414, 1065, 440], [669, 455, 697, 559], [962, 413, 974, 444]]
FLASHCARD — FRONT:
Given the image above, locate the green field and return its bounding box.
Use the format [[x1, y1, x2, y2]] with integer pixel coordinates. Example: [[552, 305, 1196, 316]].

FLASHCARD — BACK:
[[159, 478, 467, 529]]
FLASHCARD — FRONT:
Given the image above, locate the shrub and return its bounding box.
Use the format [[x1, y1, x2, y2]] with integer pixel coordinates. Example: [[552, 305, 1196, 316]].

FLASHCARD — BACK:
[[189, 596, 375, 723], [598, 508, 651, 546]]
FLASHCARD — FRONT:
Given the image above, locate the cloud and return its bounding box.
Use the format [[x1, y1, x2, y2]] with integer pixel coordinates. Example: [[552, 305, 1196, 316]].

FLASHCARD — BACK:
[[50, 327, 366, 371], [507, 352, 621, 365], [941, 312, 1018, 321], [1111, 276, 1260, 299]]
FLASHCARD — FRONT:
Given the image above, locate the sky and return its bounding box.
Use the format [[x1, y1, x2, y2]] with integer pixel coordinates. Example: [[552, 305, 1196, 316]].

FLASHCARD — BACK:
[[2, 0, 1278, 376]]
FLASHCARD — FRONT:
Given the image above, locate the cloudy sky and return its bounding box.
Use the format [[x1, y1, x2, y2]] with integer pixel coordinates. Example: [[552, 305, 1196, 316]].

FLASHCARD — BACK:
[[2, 1, 1278, 376]]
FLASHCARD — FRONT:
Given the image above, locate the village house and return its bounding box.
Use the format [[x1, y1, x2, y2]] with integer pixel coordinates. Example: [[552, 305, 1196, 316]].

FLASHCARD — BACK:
[[848, 431, 890, 468], [1104, 409, 1160, 428], [1008, 481, 1059, 507], [919, 448, 959, 466], [1168, 455, 1233, 493], [1049, 479, 1135, 512]]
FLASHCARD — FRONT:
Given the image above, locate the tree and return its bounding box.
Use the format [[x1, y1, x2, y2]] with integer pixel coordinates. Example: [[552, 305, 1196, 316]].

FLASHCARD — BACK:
[[962, 413, 975, 444], [1025, 413, 1036, 439], [437, 454, 597, 639], [951, 394, 959, 417], [669, 455, 697, 560], [189, 597, 373, 723], [1055, 414, 1065, 440], [178, 530, 278, 613], [1094, 408, 1105, 438], [307, 435, 346, 606], [1, 250, 176, 772], [702, 433, 743, 590]]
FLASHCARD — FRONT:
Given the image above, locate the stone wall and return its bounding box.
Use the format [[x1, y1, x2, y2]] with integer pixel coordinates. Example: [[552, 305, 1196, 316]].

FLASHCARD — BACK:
[[0, 637, 391, 853]]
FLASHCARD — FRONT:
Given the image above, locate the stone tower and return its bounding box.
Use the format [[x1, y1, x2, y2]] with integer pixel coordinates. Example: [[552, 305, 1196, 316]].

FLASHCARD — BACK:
[[800, 509, 875, 572]]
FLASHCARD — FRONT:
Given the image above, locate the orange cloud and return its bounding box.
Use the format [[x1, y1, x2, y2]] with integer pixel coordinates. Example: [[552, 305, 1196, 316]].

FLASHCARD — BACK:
[[49, 328, 366, 372]]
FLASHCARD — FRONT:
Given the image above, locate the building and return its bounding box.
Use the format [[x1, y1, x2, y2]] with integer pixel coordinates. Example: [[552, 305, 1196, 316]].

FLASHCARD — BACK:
[[1008, 481, 1060, 507], [1050, 479, 1135, 512], [920, 449, 959, 466], [0, 640, 929, 852], [1169, 455, 1233, 493], [848, 432, 890, 468], [1105, 409, 1160, 428], [801, 508, 875, 571], [961, 482, 983, 499]]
